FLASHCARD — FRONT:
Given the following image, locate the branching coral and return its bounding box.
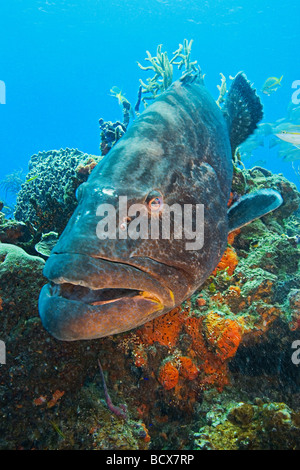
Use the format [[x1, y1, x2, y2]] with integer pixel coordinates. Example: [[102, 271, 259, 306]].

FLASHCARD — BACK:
[[99, 40, 203, 153], [172, 39, 198, 75], [137, 44, 175, 101], [216, 73, 227, 108], [137, 39, 203, 104]]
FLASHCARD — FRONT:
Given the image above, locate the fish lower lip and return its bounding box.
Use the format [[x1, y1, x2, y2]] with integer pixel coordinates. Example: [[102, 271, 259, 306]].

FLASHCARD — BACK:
[[39, 282, 166, 340], [43, 253, 174, 308], [50, 282, 161, 306]]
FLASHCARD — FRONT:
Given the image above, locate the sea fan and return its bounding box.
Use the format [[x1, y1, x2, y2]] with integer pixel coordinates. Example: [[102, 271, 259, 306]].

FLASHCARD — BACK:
[[0, 169, 24, 197]]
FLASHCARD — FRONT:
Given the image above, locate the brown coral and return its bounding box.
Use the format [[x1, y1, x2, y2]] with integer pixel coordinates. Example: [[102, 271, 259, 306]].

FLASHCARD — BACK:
[[75, 157, 98, 175]]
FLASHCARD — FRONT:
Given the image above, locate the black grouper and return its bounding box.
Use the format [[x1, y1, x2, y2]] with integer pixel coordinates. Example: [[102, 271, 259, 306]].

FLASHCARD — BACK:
[[39, 73, 282, 340]]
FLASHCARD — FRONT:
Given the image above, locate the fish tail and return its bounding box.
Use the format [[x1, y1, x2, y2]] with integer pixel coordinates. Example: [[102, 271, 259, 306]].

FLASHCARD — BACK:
[[222, 72, 263, 156]]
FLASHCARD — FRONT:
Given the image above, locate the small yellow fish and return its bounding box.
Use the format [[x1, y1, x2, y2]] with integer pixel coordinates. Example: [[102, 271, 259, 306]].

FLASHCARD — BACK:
[[262, 75, 283, 95], [275, 131, 300, 148], [110, 86, 128, 105], [26, 175, 38, 183], [50, 421, 66, 439]]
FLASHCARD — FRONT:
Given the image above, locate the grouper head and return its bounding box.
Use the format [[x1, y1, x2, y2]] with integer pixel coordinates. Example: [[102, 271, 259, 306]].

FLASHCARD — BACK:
[[39, 74, 282, 341]]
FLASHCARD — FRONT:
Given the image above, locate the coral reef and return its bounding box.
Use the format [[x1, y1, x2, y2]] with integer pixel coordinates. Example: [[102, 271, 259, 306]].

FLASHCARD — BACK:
[[0, 243, 150, 450], [112, 168, 300, 446], [1, 37, 299, 450], [0, 212, 32, 245], [288, 289, 300, 331], [193, 396, 300, 450], [99, 119, 127, 155], [98, 40, 203, 157], [137, 39, 204, 104], [137, 44, 175, 101], [99, 85, 143, 155], [75, 157, 99, 175], [34, 231, 59, 258], [0, 244, 45, 334], [216, 72, 227, 108], [14, 148, 102, 236], [1, 158, 299, 449], [158, 361, 180, 390]]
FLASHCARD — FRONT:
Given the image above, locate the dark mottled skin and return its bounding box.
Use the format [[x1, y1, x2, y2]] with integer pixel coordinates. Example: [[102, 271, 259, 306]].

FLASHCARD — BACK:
[[38, 79, 243, 340]]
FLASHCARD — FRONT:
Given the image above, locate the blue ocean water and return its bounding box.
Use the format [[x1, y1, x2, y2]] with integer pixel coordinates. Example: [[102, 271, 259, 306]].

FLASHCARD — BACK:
[[0, 0, 299, 198], [1, 2, 300, 451]]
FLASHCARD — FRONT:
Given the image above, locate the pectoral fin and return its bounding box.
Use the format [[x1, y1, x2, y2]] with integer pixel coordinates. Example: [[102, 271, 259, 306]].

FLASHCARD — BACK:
[[228, 189, 283, 233]]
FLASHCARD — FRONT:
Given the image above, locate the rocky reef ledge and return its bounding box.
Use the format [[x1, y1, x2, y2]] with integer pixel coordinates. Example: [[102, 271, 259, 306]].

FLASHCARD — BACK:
[[0, 161, 299, 450]]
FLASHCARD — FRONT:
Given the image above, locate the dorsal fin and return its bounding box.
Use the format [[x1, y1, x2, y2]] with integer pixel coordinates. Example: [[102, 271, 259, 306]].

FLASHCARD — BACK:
[[228, 189, 283, 232], [222, 72, 263, 156]]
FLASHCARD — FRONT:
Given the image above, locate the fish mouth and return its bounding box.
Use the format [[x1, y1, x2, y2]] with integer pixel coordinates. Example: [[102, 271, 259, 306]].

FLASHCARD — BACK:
[[39, 253, 173, 341], [50, 281, 162, 307]]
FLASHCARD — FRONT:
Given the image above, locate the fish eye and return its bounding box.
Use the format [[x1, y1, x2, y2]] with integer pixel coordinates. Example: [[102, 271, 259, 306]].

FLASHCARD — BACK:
[[120, 216, 131, 231], [146, 190, 163, 213], [75, 184, 82, 201], [75, 183, 85, 201]]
